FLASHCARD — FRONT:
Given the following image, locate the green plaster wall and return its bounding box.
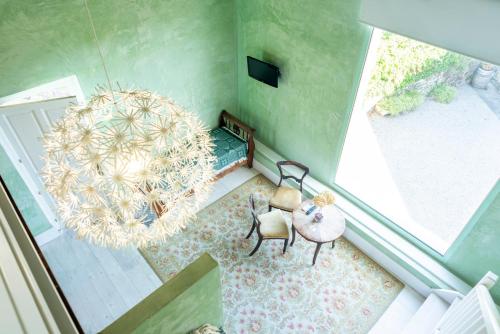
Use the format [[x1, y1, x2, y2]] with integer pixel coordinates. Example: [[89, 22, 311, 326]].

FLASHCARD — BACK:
[[236, 0, 372, 184], [0, 146, 51, 236], [0, 0, 237, 128], [102, 253, 222, 334], [0, 0, 499, 306], [445, 183, 500, 301], [237, 0, 500, 302]]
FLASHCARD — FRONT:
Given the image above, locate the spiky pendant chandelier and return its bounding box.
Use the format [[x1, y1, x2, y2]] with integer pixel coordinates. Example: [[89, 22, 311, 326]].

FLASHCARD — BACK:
[[41, 1, 215, 248]]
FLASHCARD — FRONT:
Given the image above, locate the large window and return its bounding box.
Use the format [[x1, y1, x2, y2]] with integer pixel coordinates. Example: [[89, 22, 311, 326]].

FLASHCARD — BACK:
[[336, 29, 500, 253]]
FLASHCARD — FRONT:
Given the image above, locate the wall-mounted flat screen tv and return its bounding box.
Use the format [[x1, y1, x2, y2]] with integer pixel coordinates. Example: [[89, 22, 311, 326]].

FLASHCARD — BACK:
[[247, 56, 280, 88]]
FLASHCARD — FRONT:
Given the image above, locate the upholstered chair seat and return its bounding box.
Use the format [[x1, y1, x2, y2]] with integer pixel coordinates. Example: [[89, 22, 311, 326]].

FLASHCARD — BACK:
[[257, 210, 289, 239], [269, 186, 302, 212], [268, 160, 310, 213], [247, 194, 289, 256]]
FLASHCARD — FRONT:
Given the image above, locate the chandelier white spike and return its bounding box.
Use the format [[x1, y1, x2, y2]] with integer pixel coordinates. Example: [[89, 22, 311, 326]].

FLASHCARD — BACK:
[[42, 89, 216, 247], [40, 1, 216, 247]]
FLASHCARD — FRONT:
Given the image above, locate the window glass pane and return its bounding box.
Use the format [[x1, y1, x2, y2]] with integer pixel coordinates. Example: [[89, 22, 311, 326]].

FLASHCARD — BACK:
[[336, 29, 500, 253]]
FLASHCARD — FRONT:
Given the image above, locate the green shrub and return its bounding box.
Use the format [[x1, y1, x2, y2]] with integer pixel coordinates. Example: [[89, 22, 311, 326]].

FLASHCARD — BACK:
[[429, 84, 457, 104], [377, 91, 424, 116], [399, 53, 467, 90], [366, 32, 469, 99]]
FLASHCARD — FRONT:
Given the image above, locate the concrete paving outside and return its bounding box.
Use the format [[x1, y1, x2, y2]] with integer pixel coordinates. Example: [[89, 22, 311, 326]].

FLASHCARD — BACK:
[[474, 82, 500, 119], [336, 84, 500, 252]]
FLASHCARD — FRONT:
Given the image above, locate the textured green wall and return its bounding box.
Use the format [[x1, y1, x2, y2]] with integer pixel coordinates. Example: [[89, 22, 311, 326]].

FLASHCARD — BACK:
[[236, 0, 500, 302], [0, 0, 236, 128], [236, 0, 371, 184], [102, 253, 222, 334], [446, 183, 500, 301], [1, 0, 499, 305]]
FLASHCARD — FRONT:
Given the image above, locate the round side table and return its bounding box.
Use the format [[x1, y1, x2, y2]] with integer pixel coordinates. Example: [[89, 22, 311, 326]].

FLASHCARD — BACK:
[[291, 201, 346, 265]]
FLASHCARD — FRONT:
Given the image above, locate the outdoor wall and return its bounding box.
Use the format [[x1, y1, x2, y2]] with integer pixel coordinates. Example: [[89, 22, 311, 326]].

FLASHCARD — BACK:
[[0, 0, 237, 128], [236, 0, 372, 185], [101, 253, 223, 334]]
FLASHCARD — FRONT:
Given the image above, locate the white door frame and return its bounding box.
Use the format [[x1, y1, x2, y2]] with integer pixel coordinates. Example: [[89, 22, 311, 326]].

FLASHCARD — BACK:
[[0, 97, 78, 245], [0, 109, 61, 245], [0, 75, 85, 107], [0, 76, 85, 245]]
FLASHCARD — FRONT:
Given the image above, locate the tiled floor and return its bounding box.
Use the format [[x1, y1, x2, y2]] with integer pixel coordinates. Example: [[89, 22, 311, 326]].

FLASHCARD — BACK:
[[203, 167, 259, 209], [40, 167, 258, 333]]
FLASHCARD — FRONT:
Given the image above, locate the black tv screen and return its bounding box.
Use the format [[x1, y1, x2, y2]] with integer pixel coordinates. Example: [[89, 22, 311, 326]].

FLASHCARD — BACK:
[[247, 56, 279, 88]]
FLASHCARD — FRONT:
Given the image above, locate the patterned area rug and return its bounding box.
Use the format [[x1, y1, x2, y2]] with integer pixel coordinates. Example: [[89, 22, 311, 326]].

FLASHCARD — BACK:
[[140, 175, 402, 334]]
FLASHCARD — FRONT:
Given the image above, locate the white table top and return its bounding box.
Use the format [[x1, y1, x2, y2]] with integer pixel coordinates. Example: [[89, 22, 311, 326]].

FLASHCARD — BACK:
[[292, 201, 346, 243]]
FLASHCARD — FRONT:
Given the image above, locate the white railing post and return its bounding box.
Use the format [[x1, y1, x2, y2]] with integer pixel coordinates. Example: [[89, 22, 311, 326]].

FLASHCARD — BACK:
[[433, 271, 500, 334], [478, 271, 498, 290]]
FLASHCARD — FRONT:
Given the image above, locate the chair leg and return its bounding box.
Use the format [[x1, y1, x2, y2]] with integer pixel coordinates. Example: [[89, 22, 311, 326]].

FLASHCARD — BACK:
[[245, 223, 256, 239], [249, 237, 263, 256], [290, 225, 296, 246], [283, 239, 288, 254], [268, 205, 272, 212], [332, 240, 335, 249]]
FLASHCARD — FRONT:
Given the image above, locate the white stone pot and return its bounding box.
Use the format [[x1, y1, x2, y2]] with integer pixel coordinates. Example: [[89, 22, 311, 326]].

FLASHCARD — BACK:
[[471, 66, 495, 89]]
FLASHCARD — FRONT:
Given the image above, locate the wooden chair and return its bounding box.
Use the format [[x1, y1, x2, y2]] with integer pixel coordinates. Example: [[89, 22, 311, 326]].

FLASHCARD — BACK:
[[268, 160, 309, 212], [247, 194, 289, 256]]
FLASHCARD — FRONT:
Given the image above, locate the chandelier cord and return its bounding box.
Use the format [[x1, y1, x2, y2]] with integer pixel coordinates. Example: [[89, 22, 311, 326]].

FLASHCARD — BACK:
[[83, 0, 117, 104]]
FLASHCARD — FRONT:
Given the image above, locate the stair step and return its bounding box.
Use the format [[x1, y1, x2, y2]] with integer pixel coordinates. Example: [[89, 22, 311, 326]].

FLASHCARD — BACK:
[[432, 297, 461, 331], [401, 293, 450, 334], [369, 286, 425, 334]]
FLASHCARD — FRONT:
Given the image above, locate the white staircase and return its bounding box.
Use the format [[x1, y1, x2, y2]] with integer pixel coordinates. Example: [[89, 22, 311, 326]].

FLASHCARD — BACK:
[[370, 272, 500, 334]]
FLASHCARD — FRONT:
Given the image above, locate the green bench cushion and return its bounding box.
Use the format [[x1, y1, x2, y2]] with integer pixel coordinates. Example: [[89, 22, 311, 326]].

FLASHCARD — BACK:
[[209, 128, 247, 171], [138, 127, 248, 223]]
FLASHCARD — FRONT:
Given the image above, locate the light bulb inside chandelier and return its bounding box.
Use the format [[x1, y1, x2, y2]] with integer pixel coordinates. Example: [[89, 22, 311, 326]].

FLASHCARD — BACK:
[[42, 89, 216, 248]]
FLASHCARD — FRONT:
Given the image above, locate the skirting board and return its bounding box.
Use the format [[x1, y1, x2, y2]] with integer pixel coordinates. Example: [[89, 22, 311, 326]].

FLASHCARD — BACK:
[[251, 140, 470, 298]]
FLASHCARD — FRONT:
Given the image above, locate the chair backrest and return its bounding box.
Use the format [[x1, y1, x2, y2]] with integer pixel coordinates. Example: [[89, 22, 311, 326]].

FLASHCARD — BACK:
[[248, 194, 262, 234], [276, 160, 310, 192]]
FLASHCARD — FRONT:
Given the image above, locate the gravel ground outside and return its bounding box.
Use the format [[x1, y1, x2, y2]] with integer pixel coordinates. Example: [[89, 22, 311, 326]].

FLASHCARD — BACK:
[[336, 85, 500, 249]]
